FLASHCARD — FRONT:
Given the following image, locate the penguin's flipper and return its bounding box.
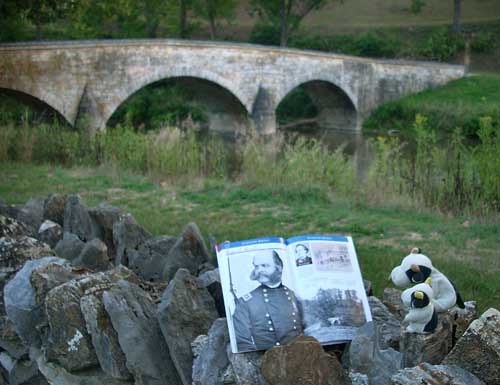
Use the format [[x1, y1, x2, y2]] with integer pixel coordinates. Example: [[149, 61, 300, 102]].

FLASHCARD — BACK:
[[423, 309, 438, 333], [448, 277, 466, 309]]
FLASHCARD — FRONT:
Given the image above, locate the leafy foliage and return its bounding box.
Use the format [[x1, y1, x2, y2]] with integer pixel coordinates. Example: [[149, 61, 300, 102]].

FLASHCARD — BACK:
[[249, 0, 340, 46], [418, 27, 464, 61], [410, 0, 426, 14], [193, 0, 238, 39]]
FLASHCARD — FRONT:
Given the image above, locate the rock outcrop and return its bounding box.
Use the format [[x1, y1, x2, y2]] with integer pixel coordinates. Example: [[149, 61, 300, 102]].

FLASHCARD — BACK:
[[0, 194, 496, 385], [157, 269, 218, 385], [261, 335, 351, 385], [443, 308, 500, 385]]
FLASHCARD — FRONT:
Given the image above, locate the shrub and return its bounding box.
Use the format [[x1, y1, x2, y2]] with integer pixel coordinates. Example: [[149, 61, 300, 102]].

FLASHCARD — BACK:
[[419, 28, 464, 61], [249, 23, 280, 46], [410, 0, 426, 14], [471, 32, 496, 53], [351, 32, 398, 58]]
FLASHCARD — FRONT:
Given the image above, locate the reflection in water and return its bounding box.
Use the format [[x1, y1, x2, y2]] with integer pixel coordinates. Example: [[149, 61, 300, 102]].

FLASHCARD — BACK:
[[211, 125, 379, 180], [286, 127, 376, 179]]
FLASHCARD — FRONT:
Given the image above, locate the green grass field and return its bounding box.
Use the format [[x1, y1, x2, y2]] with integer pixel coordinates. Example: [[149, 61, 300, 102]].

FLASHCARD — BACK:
[[232, 0, 500, 33], [1, 163, 498, 313]]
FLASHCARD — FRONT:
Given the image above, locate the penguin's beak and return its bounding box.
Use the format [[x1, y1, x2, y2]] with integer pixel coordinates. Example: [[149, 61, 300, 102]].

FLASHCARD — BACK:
[[414, 291, 424, 300], [411, 264, 421, 273]]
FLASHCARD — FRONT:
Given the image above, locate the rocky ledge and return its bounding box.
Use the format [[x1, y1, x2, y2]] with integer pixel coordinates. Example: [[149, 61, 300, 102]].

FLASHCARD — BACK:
[[0, 194, 498, 385]]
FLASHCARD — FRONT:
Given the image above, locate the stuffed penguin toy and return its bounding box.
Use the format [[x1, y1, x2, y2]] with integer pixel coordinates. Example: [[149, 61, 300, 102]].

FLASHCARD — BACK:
[[403, 279, 438, 333], [391, 247, 465, 312]]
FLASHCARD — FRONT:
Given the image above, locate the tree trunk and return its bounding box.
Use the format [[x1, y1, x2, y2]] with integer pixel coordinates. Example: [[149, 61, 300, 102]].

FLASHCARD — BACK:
[[452, 0, 462, 34], [179, 0, 188, 38], [35, 13, 43, 41], [280, 0, 288, 47], [206, 0, 217, 39]]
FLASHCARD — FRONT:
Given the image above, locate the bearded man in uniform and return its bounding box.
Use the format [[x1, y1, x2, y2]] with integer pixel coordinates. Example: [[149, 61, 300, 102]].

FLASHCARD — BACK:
[[232, 250, 303, 352]]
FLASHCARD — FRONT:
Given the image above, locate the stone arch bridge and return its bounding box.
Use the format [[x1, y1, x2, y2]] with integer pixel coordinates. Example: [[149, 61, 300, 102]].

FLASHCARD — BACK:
[[0, 39, 465, 135]]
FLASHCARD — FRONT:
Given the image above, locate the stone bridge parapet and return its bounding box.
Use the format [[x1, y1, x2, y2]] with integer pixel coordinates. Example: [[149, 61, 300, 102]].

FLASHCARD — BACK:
[[0, 39, 465, 134]]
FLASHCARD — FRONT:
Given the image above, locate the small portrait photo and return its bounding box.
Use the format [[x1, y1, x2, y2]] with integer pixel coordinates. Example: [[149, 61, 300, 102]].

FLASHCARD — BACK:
[[311, 242, 352, 272], [294, 243, 313, 267]]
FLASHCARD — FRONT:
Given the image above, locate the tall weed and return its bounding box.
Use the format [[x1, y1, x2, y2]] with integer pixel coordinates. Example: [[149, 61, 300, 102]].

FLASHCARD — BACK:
[[365, 114, 499, 217]]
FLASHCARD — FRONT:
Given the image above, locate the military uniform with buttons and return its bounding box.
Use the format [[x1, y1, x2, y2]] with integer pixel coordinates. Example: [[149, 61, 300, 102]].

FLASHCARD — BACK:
[[232, 284, 303, 351]]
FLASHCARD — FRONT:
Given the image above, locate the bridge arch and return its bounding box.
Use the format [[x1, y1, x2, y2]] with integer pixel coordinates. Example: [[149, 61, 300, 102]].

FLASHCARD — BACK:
[[104, 76, 252, 135], [276, 79, 359, 131], [0, 87, 72, 125], [100, 66, 252, 131]]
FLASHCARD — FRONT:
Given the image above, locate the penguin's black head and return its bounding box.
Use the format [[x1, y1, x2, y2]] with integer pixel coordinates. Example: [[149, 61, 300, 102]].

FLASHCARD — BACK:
[[411, 290, 430, 308], [405, 265, 431, 283]]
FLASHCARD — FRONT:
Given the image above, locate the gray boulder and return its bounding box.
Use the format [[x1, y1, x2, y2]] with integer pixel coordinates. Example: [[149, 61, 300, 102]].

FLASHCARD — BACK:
[[261, 335, 351, 385], [43, 194, 67, 227], [227, 345, 267, 385], [103, 280, 182, 385], [349, 372, 369, 385], [88, 203, 122, 257], [0, 235, 53, 308], [0, 351, 39, 385], [368, 296, 401, 350], [63, 195, 94, 242], [38, 220, 63, 249], [0, 316, 28, 359], [0, 215, 28, 238], [161, 223, 211, 281], [54, 233, 85, 261], [113, 214, 152, 266], [73, 238, 110, 271], [192, 318, 230, 385], [30, 261, 79, 318], [391, 363, 486, 385], [44, 267, 138, 372], [383, 288, 406, 321], [345, 322, 402, 385], [157, 268, 218, 385], [4, 257, 70, 347], [448, 301, 477, 345], [198, 268, 225, 317], [33, 348, 133, 385], [16, 197, 45, 236], [443, 307, 500, 385], [400, 313, 452, 367], [128, 236, 177, 282], [80, 289, 131, 380]]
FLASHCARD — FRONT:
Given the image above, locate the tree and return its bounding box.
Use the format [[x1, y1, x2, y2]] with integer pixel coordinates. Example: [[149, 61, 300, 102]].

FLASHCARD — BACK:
[[249, 0, 340, 47], [1, 0, 75, 40], [452, 0, 462, 34], [193, 0, 237, 39], [409, 0, 463, 35]]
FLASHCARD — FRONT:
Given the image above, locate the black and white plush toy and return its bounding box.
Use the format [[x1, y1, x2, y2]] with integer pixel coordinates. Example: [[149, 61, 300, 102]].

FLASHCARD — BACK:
[[391, 248, 465, 312], [403, 279, 438, 333]]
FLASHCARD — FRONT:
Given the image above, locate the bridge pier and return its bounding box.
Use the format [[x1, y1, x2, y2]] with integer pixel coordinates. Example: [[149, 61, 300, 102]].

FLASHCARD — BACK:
[[251, 87, 278, 135], [74, 86, 107, 136]]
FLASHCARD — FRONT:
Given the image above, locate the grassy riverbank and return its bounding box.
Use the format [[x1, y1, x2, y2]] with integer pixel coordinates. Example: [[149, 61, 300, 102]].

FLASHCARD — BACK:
[[364, 74, 500, 135], [1, 162, 498, 313]]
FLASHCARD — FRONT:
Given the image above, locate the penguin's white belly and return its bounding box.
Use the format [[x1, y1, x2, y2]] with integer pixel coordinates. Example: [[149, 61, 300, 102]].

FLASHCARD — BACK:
[[404, 306, 434, 333]]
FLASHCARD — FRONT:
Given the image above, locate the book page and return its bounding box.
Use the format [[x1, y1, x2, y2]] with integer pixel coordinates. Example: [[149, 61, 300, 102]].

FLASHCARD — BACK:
[[286, 235, 372, 344], [217, 237, 300, 353]]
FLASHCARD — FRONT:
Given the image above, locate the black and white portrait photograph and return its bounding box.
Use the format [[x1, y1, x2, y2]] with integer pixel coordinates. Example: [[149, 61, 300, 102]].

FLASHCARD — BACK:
[[294, 243, 313, 267], [226, 248, 303, 352]]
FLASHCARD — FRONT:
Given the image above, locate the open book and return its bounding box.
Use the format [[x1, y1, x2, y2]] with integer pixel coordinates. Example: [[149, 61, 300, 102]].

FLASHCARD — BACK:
[[216, 235, 372, 353]]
